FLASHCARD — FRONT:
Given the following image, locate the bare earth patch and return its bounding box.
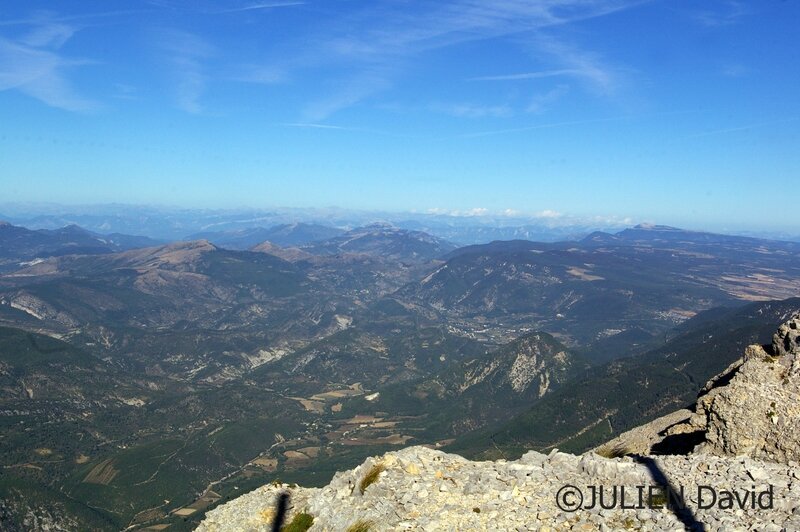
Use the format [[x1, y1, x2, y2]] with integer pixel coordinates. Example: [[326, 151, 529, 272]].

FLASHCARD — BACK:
[[566, 267, 605, 281], [83, 459, 119, 485], [252, 457, 278, 471]]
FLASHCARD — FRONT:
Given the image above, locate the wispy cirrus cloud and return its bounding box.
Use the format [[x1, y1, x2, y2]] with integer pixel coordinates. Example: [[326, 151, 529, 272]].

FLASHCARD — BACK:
[[145, 0, 305, 15], [719, 63, 751, 78], [302, 73, 390, 121], [690, 0, 749, 27], [0, 8, 160, 112], [683, 117, 799, 140], [0, 8, 153, 28], [275, 121, 427, 140], [280, 122, 348, 130], [458, 108, 701, 138], [286, 0, 646, 118], [1, 1, 646, 117], [0, 16, 98, 111], [458, 114, 635, 138], [19, 22, 76, 48], [215, 2, 306, 14], [112, 83, 139, 100], [468, 57, 614, 101], [529, 35, 621, 95], [431, 103, 513, 119], [230, 64, 287, 85], [155, 29, 215, 114], [526, 84, 569, 113], [315, 0, 647, 60], [469, 69, 582, 82]]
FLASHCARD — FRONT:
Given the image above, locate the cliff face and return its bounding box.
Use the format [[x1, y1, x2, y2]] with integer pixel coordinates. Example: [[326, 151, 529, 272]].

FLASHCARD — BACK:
[[198, 317, 800, 531], [692, 329, 800, 463], [598, 314, 800, 463]]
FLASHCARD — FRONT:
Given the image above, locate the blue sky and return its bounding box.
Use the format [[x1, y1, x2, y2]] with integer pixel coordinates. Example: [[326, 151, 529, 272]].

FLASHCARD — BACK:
[[1, 0, 798, 231]]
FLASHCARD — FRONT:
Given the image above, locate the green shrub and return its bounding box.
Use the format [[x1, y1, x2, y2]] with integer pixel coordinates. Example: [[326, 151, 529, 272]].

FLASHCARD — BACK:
[[346, 519, 374, 532], [282, 512, 314, 532], [595, 443, 631, 459], [359, 462, 385, 494], [648, 489, 668, 508]]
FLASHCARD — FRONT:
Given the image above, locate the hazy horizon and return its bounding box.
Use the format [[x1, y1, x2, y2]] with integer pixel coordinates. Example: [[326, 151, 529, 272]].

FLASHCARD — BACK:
[[1, 201, 799, 242]]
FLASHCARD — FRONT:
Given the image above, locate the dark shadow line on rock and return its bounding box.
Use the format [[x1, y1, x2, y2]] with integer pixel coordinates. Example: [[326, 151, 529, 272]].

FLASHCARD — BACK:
[[271, 491, 290, 532], [634, 456, 706, 532]]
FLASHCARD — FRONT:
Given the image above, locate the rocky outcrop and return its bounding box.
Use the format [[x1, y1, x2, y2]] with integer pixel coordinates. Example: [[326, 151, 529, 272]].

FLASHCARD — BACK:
[[600, 314, 800, 463], [199, 317, 800, 531], [458, 333, 579, 399], [199, 446, 800, 531], [596, 409, 694, 457], [774, 316, 800, 358], [692, 339, 800, 462]]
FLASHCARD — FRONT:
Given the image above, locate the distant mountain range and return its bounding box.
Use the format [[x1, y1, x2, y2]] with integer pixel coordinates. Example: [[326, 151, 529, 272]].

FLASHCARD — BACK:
[[188, 223, 345, 249], [583, 223, 800, 248], [399, 223, 800, 357], [300, 223, 456, 262], [192, 222, 455, 263], [4, 203, 798, 245], [0, 221, 161, 272]]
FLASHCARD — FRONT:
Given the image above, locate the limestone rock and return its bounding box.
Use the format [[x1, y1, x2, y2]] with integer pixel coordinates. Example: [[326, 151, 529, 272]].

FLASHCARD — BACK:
[[773, 314, 800, 358], [598, 314, 800, 463], [594, 409, 693, 457], [670, 314, 800, 462], [198, 446, 800, 531]]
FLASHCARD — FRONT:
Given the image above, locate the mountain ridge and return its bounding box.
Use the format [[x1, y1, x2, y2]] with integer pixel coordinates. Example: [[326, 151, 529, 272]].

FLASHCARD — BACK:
[[0, 222, 162, 272]]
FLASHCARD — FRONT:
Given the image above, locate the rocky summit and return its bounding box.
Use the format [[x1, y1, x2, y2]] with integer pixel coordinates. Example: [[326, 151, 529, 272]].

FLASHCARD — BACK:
[[199, 317, 800, 531]]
